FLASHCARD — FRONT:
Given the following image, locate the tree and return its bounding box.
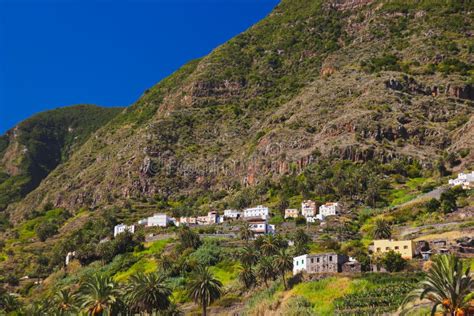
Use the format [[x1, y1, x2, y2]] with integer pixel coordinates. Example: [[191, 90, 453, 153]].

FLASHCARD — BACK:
[[178, 227, 201, 250], [256, 256, 275, 288], [156, 253, 174, 274], [78, 274, 123, 315], [239, 246, 258, 267], [437, 159, 448, 177], [382, 250, 406, 272], [187, 266, 222, 316], [293, 229, 310, 256], [260, 235, 281, 256], [274, 249, 293, 290], [440, 190, 457, 214], [35, 221, 58, 241], [425, 198, 441, 213], [239, 222, 254, 242], [402, 254, 473, 316], [239, 265, 257, 290], [51, 288, 78, 315], [125, 272, 171, 314], [373, 219, 392, 239], [0, 290, 20, 313]]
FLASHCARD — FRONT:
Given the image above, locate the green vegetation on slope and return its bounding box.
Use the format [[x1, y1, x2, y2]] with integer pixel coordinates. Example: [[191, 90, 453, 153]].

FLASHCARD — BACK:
[[0, 105, 122, 211]]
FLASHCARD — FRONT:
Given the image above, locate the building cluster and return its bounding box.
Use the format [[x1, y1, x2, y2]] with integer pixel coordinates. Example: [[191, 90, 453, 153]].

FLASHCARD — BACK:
[[448, 171, 474, 189], [285, 200, 340, 222], [113, 205, 276, 238], [293, 236, 474, 276]]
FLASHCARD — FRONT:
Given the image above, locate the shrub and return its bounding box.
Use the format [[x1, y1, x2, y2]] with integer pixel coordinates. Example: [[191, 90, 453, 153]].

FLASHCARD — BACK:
[[190, 240, 222, 266], [382, 250, 406, 272], [425, 198, 441, 213], [35, 222, 58, 241]]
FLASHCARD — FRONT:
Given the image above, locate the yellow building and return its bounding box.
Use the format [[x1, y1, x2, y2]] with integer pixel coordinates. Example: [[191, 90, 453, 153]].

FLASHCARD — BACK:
[[373, 239, 415, 259]]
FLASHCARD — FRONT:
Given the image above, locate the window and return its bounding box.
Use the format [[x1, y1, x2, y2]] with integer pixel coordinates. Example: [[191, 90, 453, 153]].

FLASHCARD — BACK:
[[376, 247, 381, 251], [386, 247, 390, 250], [311, 258, 314, 263], [403, 245, 408, 249], [329, 256, 333, 262], [317, 258, 320, 263], [395, 246, 399, 250]]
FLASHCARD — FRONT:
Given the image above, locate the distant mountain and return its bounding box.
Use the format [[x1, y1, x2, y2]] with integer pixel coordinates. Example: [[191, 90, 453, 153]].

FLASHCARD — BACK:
[[0, 105, 123, 211], [6, 0, 474, 221]]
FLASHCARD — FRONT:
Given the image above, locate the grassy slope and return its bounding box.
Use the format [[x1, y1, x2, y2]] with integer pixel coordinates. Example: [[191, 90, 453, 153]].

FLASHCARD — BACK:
[[0, 105, 123, 211]]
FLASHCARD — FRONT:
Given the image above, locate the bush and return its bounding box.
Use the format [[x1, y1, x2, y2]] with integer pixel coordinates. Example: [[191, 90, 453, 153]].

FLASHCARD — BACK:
[[190, 240, 222, 266], [382, 250, 406, 272], [425, 198, 441, 213], [361, 54, 401, 73], [35, 222, 58, 241]]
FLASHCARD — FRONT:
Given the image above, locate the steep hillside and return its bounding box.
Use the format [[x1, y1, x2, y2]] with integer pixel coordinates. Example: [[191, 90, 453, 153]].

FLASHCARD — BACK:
[[8, 0, 474, 222], [0, 105, 123, 211]]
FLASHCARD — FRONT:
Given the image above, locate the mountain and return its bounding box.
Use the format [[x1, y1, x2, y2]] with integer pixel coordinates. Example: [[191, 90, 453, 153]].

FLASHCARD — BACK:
[[0, 0, 473, 312], [8, 0, 472, 222], [0, 105, 123, 211]]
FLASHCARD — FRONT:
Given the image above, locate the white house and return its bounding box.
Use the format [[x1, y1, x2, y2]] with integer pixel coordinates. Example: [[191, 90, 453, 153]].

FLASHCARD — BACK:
[[293, 254, 308, 275], [207, 211, 219, 224], [244, 205, 269, 218], [246, 217, 275, 235], [114, 223, 135, 237], [179, 216, 197, 226], [305, 216, 317, 223], [224, 209, 242, 219], [449, 171, 474, 189], [146, 214, 172, 227], [317, 202, 340, 220], [301, 200, 317, 217]]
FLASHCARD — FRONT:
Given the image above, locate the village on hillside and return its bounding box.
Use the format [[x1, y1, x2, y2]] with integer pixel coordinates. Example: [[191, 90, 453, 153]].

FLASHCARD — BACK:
[[93, 172, 474, 278]]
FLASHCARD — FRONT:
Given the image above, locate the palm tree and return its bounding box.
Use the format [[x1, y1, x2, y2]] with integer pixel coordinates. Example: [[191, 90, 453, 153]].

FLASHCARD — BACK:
[[78, 274, 123, 315], [239, 222, 254, 242], [239, 265, 257, 290], [401, 254, 474, 316], [239, 246, 259, 267], [256, 256, 275, 288], [373, 219, 392, 239], [274, 249, 293, 290], [125, 272, 172, 314], [51, 288, 78, 315], [0, 292, 20, 313], [156, 253, 174, 274], [187, 266, 222, 316], [260, 235, 281, 256]]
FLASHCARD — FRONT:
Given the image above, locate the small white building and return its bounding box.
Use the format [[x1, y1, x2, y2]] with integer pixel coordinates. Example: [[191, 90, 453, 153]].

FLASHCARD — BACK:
[[301, 200, 317, 217], [146, 214, 172, 227], [449, 171, 474, 189], [305, 216, 317, 223], [224, 209, 241, 219], [284, 209, 299, 219], [244, 205, 269, 218], [65, 251, 76, 266], [114, 223, 135, 237], [317, 202, 340, 221], [293, 254, 309, 275], [207, 211, 219, 224], [179, 216, 197, 226], [246, 217, 275, 235]]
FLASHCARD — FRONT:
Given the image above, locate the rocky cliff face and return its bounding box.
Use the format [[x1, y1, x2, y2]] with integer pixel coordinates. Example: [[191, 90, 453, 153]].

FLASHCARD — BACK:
[[5, 0, 474, 221]]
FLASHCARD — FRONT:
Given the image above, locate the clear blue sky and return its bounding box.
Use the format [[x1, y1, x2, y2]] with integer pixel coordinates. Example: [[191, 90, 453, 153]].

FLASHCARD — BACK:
[[0, 0, 279, 134]]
